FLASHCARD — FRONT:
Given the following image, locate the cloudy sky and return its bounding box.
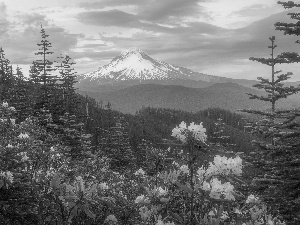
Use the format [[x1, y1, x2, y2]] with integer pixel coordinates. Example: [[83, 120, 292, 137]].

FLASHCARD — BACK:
[[1, 0, 300, 81]]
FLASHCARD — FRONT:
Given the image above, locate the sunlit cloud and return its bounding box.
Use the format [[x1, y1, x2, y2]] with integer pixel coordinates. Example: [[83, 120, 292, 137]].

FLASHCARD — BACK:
[[0, 0, 299, 80]]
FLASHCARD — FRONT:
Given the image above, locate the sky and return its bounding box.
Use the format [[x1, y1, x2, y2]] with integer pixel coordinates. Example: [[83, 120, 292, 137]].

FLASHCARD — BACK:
[[0, 0, 300, 81]]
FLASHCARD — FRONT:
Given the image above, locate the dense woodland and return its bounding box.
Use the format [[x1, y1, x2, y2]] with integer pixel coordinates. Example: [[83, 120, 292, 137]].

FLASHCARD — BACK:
[[0, 1, 300, 225]]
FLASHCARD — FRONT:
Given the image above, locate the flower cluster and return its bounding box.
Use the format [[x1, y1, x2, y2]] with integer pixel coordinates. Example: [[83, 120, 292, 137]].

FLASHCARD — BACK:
[[18, 133, 30, 139], [246, 194, 260, 204], [2, 102, 15, 110], [0, 171, 14, 183], [194, 155, 243, 201], [156, 219, 175, 225], [171, 121, 207, 143], [104, 214, 118, 224], [205, 155, 243, 178], [208, 178, 235, 200], [135, 194, 150, 204], [158, 170, 181, 184], [179, 164, 189, 175], [134, 168, 146, 176]]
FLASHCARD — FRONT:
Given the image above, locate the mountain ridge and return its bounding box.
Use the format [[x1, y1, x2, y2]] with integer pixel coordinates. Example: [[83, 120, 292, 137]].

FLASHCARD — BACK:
[[76, 82, 274, 114], [76, 48, 260, 89]]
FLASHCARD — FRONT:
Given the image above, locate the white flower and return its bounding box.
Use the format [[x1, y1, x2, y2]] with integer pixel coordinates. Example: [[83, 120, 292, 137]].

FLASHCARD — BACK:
[[10, 119, 15, 125], [197, 166, 206, 182], [172, 121, 207, 143], [8, 107, 15, 111], [171, 127, 186, 143], [1, 171, 14, 183], [246, 194, 260, 204], [18, 133, 29, 139], [234, 208, 242, 214], [105, 214, 118, 223], [209, 178, 235, 201], [20, 152, 29, 162], [135, 194, 150, 204], [165, 222, 175, 225], [205, 155, 243, 179], [156, 219, 164, 225], [159, 170, 180, 183], [75, 176, 84, 191], [160, 197, 169, 203], [267, 220, 274, 225], [99, 182, 109, 190], [134, 168, 146, 176], [179, 165, 189, 175], [208, 210, 215, 216], [229, 156, 243, 176], [179, 121, 187, 129], [172, 161, 179, 167], [221, 211, 229, 220], [157, 186, 168, 196], [135, 195, 145, 203], [222, 182, 235, 200], [6, 171, 13, 183], [188, 122, 207, 142], [202, 181, 211, 191], [139, 206, 152, 221], [6, 144, 13, 148], [2, 102, 8, 108]]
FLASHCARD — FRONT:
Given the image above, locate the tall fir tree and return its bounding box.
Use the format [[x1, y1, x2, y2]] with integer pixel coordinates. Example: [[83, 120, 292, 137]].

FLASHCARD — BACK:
[[102, 116, 134, 172], [10, 66, 32, 121], [0, 48, 14, 102], [30, 25, 57, 113], [55, 54, 78, 115], [240, 36, 300, 225]]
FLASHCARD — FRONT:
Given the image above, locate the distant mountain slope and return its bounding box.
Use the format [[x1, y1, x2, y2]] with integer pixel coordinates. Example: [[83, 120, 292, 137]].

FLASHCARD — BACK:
[[77, 82, 300, 114], [76, 48, 260, 90], [77, 48, 203, 84], [77, 78, 215, 93]]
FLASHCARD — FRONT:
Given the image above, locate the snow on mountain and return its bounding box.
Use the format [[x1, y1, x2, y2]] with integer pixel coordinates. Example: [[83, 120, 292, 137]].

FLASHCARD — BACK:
[[78, 48, 203, 85]]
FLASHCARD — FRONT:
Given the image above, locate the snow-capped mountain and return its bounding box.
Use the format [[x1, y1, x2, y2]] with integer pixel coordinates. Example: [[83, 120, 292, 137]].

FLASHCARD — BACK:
[[77, 48, 214, 86]]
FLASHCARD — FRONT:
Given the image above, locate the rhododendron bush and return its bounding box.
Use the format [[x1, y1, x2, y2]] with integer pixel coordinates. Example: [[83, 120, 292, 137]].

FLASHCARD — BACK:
[[0, 104, 286, 225]]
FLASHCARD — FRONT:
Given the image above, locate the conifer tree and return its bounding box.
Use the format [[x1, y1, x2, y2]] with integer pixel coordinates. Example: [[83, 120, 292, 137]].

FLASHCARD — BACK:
[[11, 66, 31, 121], [0, 48, 14, 102], [30, 25, 57, 112], [276, 1, 300, 37], [240, 36, 300, 225], [210, 118, 232, 149], [103, 116, 133, 172], [55, 55, 78, 115]]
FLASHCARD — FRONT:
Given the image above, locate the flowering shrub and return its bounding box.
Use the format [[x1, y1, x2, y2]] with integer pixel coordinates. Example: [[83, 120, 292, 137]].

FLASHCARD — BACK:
[[172, 121, 207, 144], [0, 105, 287, 225]]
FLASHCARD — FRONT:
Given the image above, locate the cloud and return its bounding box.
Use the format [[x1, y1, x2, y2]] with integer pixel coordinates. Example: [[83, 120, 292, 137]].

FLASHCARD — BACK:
[[0, 13, 81, 65], [78, 0, 207, 28], [77, 8, 225, 36], [0, 2, 9, 37], [78, 10, 138, 27], [138, 0, 204, 22], [0, 2, 6, 19], [231, 4, 271, 17], [18, 13, 49, 26], [78, 0, 141, 8], [72, 50, 121, 61], [92, 8, 300, 81]]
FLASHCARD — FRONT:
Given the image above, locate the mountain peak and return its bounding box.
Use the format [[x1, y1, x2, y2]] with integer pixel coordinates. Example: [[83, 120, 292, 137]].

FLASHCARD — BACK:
[[121, 47, 144, 56], [78, 48, 203, 84]]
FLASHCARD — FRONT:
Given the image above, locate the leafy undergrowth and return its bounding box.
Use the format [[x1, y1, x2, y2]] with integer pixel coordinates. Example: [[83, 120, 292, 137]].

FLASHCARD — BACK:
[[0, 102, 286, 225]]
